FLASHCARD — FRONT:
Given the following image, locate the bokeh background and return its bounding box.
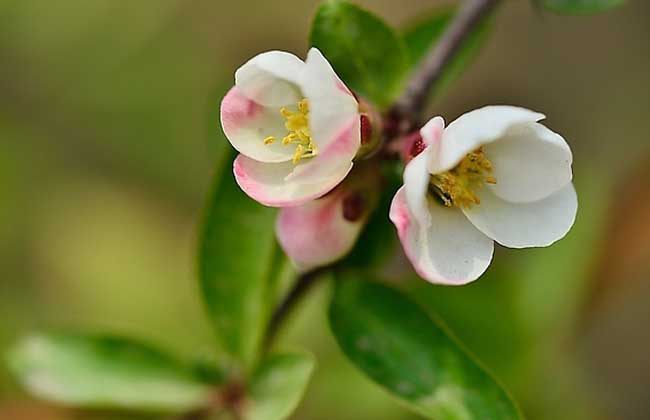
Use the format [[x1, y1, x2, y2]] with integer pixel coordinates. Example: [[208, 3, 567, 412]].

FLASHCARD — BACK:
[[1, 0, 649, 419]]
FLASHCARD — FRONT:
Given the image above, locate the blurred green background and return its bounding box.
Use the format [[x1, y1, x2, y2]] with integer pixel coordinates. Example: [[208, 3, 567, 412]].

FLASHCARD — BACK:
[[1, 0, 649, 419]]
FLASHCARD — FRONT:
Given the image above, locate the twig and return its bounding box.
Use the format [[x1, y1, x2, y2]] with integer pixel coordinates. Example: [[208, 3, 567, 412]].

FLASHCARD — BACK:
[[264, 267, 329, 348], [389, 0, 500, 134]]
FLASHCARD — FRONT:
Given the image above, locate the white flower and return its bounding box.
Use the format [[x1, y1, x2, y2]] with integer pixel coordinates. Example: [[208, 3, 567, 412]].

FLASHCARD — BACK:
[[220, 48, 360, 207], [389, 106, 577, 285]]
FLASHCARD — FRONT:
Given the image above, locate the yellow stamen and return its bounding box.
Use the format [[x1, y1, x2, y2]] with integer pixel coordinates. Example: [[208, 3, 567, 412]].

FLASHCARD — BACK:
[[293, 144, 305, 164], [430, 147, 497, 208], [263, 98, 317, 164]]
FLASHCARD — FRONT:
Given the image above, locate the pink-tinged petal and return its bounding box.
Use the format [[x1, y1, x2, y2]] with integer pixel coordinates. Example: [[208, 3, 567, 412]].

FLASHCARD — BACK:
[[429, 106, 545, 174], [462, 183, 578, 248], [234, 154, 352, 208], [390, 187, 494, 285], [397, 117, 445, 164], [403, 147, 433, 227], [485, 122, 573, 203], [420, 116, 445, 147], [220, 87, 294, 163], [286, 117, 359, 185], [301, 48, 359, 151], [235, 50, 304, 107], [276, 188, 366, 272]]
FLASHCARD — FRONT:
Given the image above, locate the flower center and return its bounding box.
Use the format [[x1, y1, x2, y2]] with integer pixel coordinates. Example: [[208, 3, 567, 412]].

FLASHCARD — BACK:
[[263, 98, 318, 164], [429, 147, 496, 208]]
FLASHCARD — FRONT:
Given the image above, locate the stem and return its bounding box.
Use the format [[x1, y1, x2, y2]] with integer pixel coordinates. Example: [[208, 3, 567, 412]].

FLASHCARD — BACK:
[[389, 0, 500, 134], [264, 267, 329, 348]]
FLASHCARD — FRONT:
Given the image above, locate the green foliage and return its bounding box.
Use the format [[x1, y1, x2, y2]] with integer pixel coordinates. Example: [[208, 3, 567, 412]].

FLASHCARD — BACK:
[[246, 352, 316, 420], [199, 153, 278, 371], [541, 0, 625, 14], [402, 7, 492, 98], [6, 333, 212, 412], [310, 0, 409, 108], [344, 164, 401, 270], [405, 265, 528, 380], [329, 275, 522, 420]]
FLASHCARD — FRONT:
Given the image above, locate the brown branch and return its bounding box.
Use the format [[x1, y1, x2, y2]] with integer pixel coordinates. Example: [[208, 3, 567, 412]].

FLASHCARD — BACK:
[[389, 0, 501, 134], [263, 267, 329, 348]]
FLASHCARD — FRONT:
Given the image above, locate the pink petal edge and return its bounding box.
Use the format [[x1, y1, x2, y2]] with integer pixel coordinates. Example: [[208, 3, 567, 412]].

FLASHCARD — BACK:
[[276, 188, 363, 272], [389, 187, 489, 286], [286, 117, 360, 183], [220, 86, 263, 137], [233, 154, 352, 208]]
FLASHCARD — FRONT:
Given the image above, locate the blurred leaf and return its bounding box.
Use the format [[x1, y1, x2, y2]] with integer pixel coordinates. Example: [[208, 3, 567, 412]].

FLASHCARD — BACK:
[[246, 352, 315, 420], [310, 0, 408, 108], [405, 265, 527, 379], [199, 154, 278, 371], [541, 0, 625, 14], [587, 161, 650, 310], [6, 333, 212, 412], [343, 164, 401, 270], [403, 7, 492, 98], [329, 275, 522, 420]]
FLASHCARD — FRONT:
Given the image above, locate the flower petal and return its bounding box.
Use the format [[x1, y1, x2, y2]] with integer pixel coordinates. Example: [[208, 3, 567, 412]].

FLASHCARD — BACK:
[[220, 87, 294, 163], [420, 116, 445, 147], [429, 106, 545, 174], [285, 117, 359, 185], [234, 154, 352, 207], [485, 122, 573, 203], [403, 148, 433, 227], [235, 50, 304, 107], [462, 183, 578, 248], [390, 187, 494, 285], [276, 188, 366, 272], [301, 48, 359, 151]]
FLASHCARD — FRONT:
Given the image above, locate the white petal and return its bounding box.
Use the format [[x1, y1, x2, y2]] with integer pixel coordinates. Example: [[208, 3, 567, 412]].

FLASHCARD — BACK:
[[220, 87, 294, 163], [462, 183, 578, 248], [301, 48, 359, 150], [485, 122, 573, 203], [420, 116, 445, 147], [276, 188, 366, 272], [234, 154, 352, 207], [390, 187, 494, 285], [429, 106, 545, 174], [403, 148, 433, 227], [285, 118, 359, 185], [235, 50, 304, 107]]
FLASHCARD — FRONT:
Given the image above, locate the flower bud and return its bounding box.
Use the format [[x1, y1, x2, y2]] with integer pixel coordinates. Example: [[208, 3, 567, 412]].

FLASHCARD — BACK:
[[355, 97, 383, 159]]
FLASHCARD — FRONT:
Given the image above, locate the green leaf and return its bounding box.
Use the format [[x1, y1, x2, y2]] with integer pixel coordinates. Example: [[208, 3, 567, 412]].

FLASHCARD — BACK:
[[541, 0, 625, 14], [199, 152, 278, 371], [403, 7, 492, 98], [6, 333, 213, 412], [343, 164, 401, 270], [329, 275, 522, 420], [246, 351, 315, 420], [310, 0, 409, 108]]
